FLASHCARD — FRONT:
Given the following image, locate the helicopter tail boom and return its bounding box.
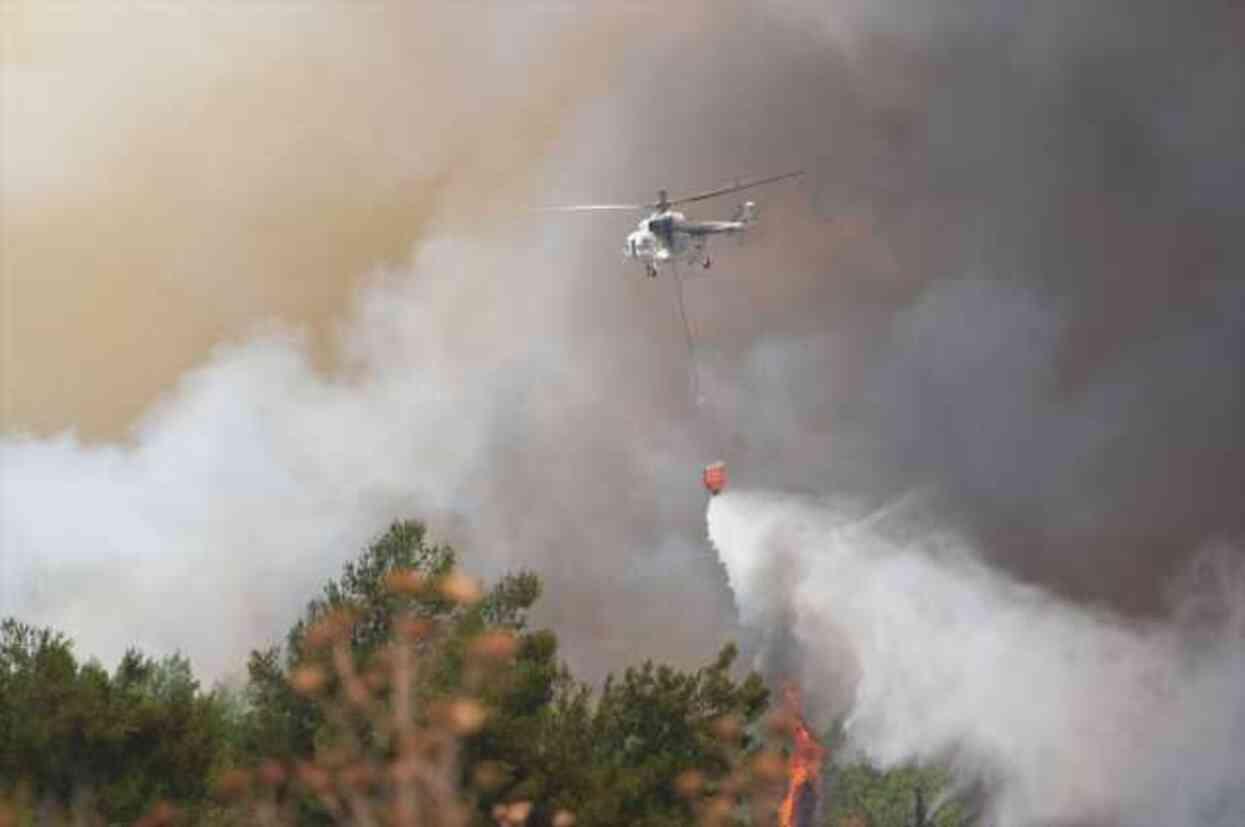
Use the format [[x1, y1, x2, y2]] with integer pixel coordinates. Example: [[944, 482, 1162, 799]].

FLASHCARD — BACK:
[[732, 200, 758, 225]]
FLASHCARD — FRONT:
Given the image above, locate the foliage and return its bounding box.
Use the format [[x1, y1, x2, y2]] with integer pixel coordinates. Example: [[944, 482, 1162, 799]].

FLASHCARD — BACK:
[[823, 758, 968, 827], [0, 619, 233, 823], [553, 645, 770, 826], [236, 520, 775, 827], [241, 520, 544, 760], [0, 517, 967, 827], [467, 643, 772, 827]]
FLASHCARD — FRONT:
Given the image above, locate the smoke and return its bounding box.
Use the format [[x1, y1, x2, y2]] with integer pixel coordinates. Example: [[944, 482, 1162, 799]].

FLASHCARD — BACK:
[[709, 490, 1245, 826], [1, 0, 732, 679], [0, 1, 693, 437], [3, 0, 1243, 717], [683, 0, 1245, 613]]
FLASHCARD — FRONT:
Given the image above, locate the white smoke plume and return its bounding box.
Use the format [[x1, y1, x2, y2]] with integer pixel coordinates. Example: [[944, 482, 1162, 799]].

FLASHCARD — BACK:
[[2, 237, 540, 676], [709, 489, 1245, 826]]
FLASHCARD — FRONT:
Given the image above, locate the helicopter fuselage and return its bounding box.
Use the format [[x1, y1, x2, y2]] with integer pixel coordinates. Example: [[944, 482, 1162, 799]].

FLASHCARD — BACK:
[[624, 203, 755, 276]]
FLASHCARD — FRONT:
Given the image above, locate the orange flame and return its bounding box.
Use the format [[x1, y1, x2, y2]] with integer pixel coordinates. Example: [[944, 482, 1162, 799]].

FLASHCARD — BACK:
[[777, 686, 825, 827]]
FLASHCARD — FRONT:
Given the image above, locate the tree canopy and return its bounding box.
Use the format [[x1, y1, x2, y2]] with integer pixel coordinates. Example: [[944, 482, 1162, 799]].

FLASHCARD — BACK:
[[0, 620, 231, 823], [1, 519, 967, 827]]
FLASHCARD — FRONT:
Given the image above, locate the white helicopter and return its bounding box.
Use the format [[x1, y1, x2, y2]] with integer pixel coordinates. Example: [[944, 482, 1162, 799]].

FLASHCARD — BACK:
[[541, 170, 804, 277]]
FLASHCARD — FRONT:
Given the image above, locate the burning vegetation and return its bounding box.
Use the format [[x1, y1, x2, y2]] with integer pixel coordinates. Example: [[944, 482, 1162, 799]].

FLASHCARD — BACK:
[[777, 685, 826, 827]]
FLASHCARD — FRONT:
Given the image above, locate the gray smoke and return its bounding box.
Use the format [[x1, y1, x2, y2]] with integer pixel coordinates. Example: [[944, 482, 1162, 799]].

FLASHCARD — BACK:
[[3, 0, 1243, 722], [684, 0, 1245, 613]]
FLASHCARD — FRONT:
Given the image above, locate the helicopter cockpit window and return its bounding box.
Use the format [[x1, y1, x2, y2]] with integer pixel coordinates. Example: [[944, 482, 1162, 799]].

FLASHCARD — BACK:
[[649, 216, 673, 241]]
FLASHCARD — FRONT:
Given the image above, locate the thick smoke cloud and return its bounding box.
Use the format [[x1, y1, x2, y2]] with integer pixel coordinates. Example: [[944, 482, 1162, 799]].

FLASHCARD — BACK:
[[684, 0, 1245, 611], [0, 1, 660, 436], [709, 490, 1245, 826], [3, 0, 1243, 718], [2, 1, 735, 680]]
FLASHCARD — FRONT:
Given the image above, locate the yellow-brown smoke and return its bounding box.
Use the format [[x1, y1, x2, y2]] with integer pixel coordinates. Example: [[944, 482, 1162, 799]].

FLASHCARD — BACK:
[[1, 1, 682, 439]]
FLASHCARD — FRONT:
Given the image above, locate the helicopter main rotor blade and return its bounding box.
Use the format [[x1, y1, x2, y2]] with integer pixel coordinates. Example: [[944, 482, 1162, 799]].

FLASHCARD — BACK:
[[533, 204, 649, 212], [665, 170, 805, 207]]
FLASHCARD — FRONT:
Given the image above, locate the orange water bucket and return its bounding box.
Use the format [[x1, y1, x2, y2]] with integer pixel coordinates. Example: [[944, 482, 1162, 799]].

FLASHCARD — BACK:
[[703, 461, 727, 495]]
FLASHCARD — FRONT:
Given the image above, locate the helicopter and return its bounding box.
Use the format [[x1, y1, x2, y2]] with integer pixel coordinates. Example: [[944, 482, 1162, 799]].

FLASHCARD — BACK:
[[540, 170, 804, 278]]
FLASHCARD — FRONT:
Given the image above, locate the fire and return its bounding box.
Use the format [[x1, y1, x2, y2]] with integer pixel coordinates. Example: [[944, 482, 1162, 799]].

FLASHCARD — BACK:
[[777, 686, 825, 827]]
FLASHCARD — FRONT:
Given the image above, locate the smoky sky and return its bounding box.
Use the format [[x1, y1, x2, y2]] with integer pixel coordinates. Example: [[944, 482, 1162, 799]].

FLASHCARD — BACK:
[[2, 0, 1243, 681], [678, 0, 1245, 613]]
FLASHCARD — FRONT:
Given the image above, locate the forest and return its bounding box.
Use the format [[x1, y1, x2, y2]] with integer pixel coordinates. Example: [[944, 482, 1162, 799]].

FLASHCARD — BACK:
[[1, 521, 963, 827]]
